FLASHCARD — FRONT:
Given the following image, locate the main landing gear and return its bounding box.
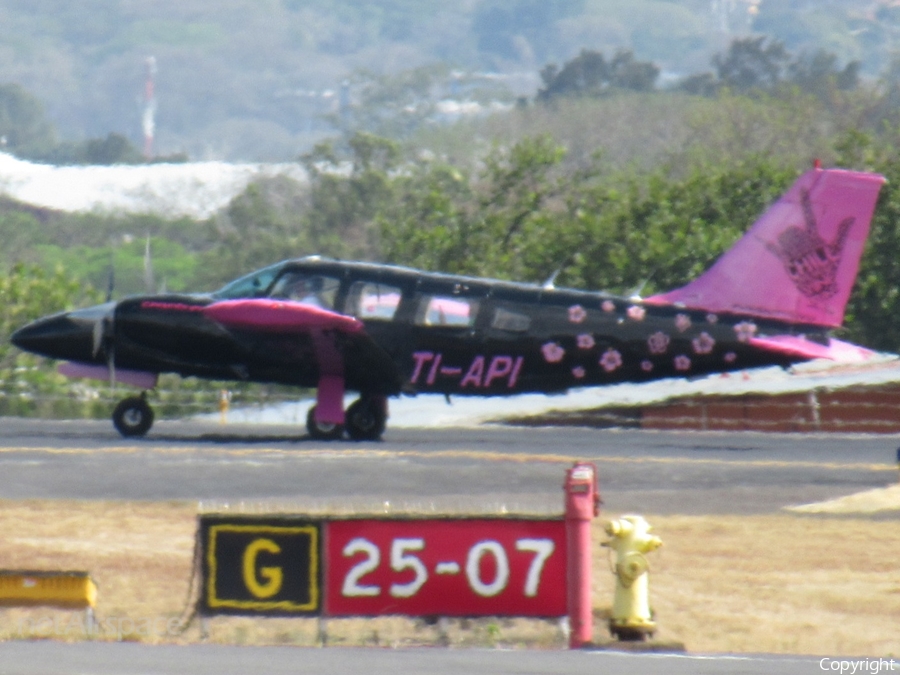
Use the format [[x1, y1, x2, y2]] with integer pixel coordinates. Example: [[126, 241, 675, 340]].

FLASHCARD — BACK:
[[112, 392, 155, 437], [306, 396, 387, 442]]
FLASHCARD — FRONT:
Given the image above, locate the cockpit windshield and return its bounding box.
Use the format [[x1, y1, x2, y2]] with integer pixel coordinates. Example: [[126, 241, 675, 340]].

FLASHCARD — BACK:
[[210, 262, 287, 300]]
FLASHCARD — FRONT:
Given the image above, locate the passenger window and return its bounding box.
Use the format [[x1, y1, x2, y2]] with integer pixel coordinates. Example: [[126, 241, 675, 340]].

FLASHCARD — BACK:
[[270, 273, 340, 310], [415, 295, 480, 327], [491, 307, 530, 332], [347, 282, 402, 320]]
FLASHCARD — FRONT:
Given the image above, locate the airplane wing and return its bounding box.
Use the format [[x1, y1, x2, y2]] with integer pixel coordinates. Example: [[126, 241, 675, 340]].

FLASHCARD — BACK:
[[201, 298, 365, 334]]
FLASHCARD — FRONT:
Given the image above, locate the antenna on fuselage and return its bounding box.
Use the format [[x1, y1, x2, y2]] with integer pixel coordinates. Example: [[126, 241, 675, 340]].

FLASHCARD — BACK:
[[626, 270, 656, 301], [542, 269, 561, 290]]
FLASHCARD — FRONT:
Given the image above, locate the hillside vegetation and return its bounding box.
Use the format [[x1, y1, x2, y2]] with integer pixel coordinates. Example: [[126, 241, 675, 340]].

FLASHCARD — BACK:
[[0, 0, 895, 160]]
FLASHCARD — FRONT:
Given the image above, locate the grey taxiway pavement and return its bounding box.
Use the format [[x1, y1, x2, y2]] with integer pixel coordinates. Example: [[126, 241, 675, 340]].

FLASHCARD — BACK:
[[0, 417, 895, 515], [0, 641, 834, 675]]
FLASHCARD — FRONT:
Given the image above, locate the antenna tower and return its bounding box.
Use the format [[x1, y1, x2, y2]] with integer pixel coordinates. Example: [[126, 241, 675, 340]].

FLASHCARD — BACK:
[[142, 56, 157, 159]]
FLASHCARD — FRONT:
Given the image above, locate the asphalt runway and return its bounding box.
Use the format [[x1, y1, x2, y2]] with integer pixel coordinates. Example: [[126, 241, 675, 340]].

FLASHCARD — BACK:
[[0, 417, 895, 515]]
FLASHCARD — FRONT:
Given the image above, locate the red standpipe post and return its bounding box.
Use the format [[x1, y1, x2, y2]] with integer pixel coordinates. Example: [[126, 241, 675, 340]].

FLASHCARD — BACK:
[[564, 462, 600, 648]]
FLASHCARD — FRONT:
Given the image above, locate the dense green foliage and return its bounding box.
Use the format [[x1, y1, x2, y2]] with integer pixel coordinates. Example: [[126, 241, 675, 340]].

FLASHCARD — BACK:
[[0, 264, 104, 417]]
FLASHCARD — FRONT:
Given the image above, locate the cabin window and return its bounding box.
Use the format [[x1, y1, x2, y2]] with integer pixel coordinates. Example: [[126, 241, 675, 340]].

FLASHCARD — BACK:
[[491, 307, 531, 332], [212, 262, 284, 299], [346, 281, 402, 321], [415, 295, 480, 327], [269, 272, 341, 310]]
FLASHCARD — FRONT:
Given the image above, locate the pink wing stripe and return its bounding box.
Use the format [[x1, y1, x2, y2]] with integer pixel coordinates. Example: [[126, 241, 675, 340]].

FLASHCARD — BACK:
[[203, 299, 363, 333]]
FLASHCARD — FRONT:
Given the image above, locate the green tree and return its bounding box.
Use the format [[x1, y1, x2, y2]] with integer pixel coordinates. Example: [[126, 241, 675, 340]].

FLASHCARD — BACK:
[[0, 83, 57, 158], [344, 65, 454, 139], [195, 176, 311, 290], [43, 133, 145, 165], [713, 37, 790, 94], [834, 130, 900, 352], [537, 49, 659, 102], [379, 135, 570, 280], [786, 50, 860, 99], [300, 132, 399, 259], [0, 263, 103, 416]]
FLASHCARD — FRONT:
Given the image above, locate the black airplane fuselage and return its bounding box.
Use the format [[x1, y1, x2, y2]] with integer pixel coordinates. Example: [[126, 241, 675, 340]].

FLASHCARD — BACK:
[[15, 256, 812, 399]]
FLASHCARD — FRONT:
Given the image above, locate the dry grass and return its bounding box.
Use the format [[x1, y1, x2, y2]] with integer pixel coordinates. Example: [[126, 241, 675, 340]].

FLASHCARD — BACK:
[[642, 514, 900, 656], [0, 499, 897, 655]]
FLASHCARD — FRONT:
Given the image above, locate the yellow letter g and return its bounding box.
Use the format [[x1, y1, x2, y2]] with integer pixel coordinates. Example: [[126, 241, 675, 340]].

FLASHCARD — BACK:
[[242, 538, 283, 599]]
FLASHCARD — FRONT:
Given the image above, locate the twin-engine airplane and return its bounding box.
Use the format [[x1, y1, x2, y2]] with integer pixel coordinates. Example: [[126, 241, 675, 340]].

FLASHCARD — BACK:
[[11, 166, 886, 440]]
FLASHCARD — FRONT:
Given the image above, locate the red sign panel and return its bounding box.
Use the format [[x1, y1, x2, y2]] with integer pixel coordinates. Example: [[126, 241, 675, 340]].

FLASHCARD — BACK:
[[325, 519, 566, 617]]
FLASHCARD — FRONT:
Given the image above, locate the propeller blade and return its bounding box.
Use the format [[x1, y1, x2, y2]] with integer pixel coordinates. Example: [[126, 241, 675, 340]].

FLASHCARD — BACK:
[[105, 264, 115, 303], [92, 318, 103, 358], [108, 345, 116, 391]]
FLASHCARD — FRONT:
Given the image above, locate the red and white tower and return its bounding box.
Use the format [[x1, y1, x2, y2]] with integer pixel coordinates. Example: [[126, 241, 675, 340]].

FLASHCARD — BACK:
[[142, 56, 157, 159]]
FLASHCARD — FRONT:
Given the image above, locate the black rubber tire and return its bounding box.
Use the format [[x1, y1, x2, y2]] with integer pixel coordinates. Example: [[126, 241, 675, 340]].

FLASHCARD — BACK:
[[345, 398, 386, 441], [306, 406, 344, 440], [112, 396, 154, 437]]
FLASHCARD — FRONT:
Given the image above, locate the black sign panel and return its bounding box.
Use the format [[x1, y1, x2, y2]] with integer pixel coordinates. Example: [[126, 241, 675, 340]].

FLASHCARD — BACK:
[[199, 517, 321, 616]]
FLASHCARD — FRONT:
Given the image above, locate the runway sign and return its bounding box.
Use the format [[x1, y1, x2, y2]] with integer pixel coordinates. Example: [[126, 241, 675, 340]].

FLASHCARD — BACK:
[[200, 517, 320, 616], [325, 519, 566, 617]]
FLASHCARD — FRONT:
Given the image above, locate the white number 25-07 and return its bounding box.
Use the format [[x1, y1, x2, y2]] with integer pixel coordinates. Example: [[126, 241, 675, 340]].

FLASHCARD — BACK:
[[341, 536, 555, 599]]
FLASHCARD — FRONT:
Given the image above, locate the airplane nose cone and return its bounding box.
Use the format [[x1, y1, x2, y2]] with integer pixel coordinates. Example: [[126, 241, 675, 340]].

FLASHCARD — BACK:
[[11, 303, 114, 362]]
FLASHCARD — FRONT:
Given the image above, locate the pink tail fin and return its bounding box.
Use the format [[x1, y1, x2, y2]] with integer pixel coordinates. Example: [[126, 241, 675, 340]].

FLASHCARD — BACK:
[[646, 167, 885, 327]]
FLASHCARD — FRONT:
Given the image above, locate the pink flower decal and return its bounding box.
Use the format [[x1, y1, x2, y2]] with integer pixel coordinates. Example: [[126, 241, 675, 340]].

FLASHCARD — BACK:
[[647, 331, 670, 355], [627, 305, 646, 321], [674, 355, 691, 371], [542, 342, 565, 363], [599, 348, 623, 373], [724, 352, 737, 363], [602, 300, 616, 313], [641, 360, 654, 372], [692, 332, 715, 355], [577, 334, 596, 350], [706, 313, 718, 324], [675, 313, 691, 332], [568, 305, 587, 324], [571, 366, 586, 379], [734, 321, 757, 342]]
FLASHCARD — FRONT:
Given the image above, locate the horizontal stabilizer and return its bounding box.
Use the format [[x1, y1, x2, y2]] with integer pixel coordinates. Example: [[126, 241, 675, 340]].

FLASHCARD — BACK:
[[747, 336, 877, 363], [647, 168, 886, 327]]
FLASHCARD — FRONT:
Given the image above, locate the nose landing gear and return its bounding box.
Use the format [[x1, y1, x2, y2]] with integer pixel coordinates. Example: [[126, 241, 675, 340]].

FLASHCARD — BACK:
[[112, 392, 154, 437]]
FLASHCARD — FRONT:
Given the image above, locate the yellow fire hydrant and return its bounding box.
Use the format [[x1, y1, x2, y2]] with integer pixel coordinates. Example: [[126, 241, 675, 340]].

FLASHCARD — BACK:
[[603, 515, 662, 641]]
